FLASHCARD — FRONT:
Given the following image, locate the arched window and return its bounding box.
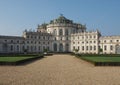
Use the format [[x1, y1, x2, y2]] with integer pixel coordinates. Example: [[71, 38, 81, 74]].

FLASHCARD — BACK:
[[53, 29, 57, 35], [59, 29, 63, 35], [59, 43, 63, 52]]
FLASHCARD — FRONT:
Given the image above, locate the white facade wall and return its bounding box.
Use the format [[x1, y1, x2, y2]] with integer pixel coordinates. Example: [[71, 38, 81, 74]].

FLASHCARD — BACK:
[[0, 16, 120, 54]]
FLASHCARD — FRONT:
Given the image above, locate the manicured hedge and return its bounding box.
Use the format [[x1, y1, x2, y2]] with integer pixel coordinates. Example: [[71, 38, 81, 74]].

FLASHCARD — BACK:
[[75, 53, 120, 66]]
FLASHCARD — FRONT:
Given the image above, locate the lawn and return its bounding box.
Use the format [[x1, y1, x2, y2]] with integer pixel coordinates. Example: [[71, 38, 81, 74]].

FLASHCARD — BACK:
[[80, 57, 120, 62], [76, 54, 120, 62], [0, 57, 34, 62]]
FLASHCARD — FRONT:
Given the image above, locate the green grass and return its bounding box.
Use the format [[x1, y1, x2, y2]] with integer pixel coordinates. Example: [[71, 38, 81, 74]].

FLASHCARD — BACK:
[[0, 57, 34, 62], [76, 54, 120, 62], [80, 57, 120, 62]]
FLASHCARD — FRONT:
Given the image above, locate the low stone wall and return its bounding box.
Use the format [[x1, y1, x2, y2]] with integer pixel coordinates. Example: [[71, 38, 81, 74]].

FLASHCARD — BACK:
[[0, 56, 44, 66]]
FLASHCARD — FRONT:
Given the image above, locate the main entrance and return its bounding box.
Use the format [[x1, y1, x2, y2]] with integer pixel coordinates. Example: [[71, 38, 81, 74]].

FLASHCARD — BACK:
[[53, 43, 57, 52]]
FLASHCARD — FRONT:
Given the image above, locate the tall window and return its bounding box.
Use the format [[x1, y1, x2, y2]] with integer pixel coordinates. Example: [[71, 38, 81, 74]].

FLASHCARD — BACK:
[[59, 29, 63, 35], [94, 46, 96, 50], [82, 46, 84, 50], [110, 45, 113, 50], [90, 46, 92, 50], [53, 29, 57, 35], [39, 46, 41, 51], [11, 45, 13, 51], [17, 45, 19, 51], [65, 29, 69, 35], [86, 46, 88, 50], [104, 45, 107, 50]]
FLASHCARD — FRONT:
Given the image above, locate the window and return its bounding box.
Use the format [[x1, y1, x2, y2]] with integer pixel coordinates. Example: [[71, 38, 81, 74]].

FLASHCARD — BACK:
[[17, 40, 19, 43], [73, 42, 75, 44], [86, 36, 88, 39], [94, 41, 96, 43], [82, 46, 84, 50], [104, 45, 107, 50], [60, 37, 62, 40], [104, 40, 106, 43], [94, 46, 96, 50], [59, 29, 63, 35], [39, 46, 41, 50], [17, 45, 19, 51], [43, 36, 45, 40], [34, 46, 36, 51], [99, 40, 100, 43], [66, 37, 68, 40], [65, 29, 69, 35], [11, 40, 13, 43], [110, 40, 112, 43], [27, 41, 29, 44], [86, 46, 88, 50], [73, 46, 75, 50], [39, 36, 41, 39], [55, 37, 56, 40], [82, 36, 84, 39], [27, 46, 29, 51], [31, 46, 33, 51], [116, 40, 119, 42], [78, 46, 80, 50], [94, 35, 96, 38], [27, 36, 29, 38], [11, 45, 13, 51], [90, 46, 92, 50], [4, 40, 7, 42], [53, 29, 57, 35], [43, 46, 45, 50], [110, 45, 113, 50], [22, 46, 24, 50], [48, 42, 49, 44], [34, 36, 36, 39], [78, 42, 79, 44]]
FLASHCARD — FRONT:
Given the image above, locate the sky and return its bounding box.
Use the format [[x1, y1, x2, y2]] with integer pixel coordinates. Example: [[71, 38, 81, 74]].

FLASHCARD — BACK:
[[0, 0, 120, 36]]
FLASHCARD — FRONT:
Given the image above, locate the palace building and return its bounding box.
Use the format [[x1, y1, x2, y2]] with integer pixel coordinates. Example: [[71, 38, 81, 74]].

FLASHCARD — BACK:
[[0, 15, 120, 54]]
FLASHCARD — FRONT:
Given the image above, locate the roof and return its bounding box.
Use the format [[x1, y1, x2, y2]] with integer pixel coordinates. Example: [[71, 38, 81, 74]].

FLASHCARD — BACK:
[[0, 35, 24, 39], [50, 14, 73, 24]]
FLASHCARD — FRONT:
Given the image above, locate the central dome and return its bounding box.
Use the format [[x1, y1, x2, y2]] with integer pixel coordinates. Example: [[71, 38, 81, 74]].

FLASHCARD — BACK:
[[50, 14, 73, 24]]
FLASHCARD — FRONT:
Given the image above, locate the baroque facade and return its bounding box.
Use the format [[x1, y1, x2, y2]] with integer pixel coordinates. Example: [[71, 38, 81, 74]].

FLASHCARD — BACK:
[[0, 15, 120, 54]]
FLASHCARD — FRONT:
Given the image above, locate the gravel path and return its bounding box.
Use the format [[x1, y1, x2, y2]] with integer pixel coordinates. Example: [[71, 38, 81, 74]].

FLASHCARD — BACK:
[[0, 54, 120, 85]]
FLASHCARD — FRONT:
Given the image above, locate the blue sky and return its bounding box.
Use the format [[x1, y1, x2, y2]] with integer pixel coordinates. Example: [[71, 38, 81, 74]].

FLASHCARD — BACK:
[[0, 0, 120, 36]]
